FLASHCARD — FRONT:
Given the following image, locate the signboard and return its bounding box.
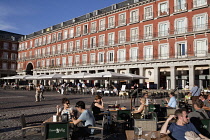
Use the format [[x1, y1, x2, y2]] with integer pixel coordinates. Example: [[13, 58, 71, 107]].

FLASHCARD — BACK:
[[45, 122, 69, 140]]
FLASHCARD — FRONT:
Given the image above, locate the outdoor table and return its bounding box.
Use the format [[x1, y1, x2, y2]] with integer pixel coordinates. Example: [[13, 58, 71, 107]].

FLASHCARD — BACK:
[[43, 116, 74, 124], [125, 130, 172, 140]]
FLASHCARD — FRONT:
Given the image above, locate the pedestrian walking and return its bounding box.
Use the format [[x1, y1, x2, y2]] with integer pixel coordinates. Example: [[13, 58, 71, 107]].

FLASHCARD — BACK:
[[35, 84, 41, 102], [190, 84, 201, 104], [40, 84, 45, 100]]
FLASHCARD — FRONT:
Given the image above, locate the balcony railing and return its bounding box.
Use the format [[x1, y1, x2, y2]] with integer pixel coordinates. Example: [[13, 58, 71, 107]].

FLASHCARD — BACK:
[[129, 16, 139, 23], [143, 12, 153, 20], [158, 8, 169, 17], [174, 27, 188, 34], [193, 0, 207, 8], [174, 3, 187, 12], [193, 24, 208, 31]]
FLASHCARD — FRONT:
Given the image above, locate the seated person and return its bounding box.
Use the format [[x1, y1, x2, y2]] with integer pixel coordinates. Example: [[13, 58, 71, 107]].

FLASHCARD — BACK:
[[184, 92, 191, 102], [203, 94, 210, 109], [72, 101, 95, 139], [165, 92, 176, 108], [143, 93, 150, 105], [132, 97, 146, 115], [91, 95, 104, 121], [199, 94, 206, 102], [160, 108, 208, 140], [56, 98, 73, 119]]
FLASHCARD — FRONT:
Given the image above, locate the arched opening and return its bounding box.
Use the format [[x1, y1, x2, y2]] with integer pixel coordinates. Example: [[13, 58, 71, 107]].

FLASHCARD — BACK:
[[26, 63, 33, 75]]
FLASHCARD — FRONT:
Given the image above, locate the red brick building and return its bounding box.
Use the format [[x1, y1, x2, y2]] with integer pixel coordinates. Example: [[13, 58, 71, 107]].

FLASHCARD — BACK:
[[17, 0, 210, 89], [0, 30, 22, 78]]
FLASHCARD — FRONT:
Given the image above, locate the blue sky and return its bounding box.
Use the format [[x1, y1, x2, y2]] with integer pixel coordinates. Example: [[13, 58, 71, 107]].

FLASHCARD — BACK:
[[0, 0, 124, 35]]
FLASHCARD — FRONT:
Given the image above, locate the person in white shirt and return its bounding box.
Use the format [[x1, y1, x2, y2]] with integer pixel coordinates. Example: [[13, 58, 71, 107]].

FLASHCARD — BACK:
[[56, 98, 73, 120]]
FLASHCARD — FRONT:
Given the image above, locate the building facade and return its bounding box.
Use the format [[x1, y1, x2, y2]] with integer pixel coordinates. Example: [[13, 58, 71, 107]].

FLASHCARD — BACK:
[[0, 30, 22, 78], [17, 0, 210, 89]]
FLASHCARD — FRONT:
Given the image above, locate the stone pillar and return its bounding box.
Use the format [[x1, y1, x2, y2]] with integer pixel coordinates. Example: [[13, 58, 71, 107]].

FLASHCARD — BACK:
[[170, 66, 176, 90], [154, 67, 159, 89], [139, 68, 144, 85], [199, 79, 203, 90], [166, 79, 170, 90], [189, 65, 195, 89]]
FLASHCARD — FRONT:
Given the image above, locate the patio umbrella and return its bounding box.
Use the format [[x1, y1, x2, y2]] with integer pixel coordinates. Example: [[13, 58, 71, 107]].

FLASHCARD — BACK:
[[61, 72, 90, 79], [0, 76, 16, 79], [124, 73, 148, 80], [25, 74, 47, 80], [37, 74, 64, 80], [12, 75, 32, 80]]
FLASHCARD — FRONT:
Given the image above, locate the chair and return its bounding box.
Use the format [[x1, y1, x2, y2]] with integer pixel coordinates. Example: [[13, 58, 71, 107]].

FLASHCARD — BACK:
[[20, 114, 44, 139]]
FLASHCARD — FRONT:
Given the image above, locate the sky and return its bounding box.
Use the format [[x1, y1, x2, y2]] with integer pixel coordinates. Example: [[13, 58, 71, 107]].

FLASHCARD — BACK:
[[0, 0, 124, 35]]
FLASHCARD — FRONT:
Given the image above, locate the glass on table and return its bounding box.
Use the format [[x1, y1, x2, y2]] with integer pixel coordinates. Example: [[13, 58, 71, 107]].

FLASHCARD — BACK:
[[134, 127, 143, 140], [150, 131, 157, 140]]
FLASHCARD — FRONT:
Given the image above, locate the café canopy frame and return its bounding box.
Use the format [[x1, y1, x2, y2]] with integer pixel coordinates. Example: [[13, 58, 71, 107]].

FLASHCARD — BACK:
[[61, 72, 90, 79], [37, 74, 64, 80]]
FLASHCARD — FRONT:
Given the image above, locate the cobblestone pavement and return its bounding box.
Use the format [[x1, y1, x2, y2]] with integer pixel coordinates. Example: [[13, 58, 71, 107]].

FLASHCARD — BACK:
[[0, 89, 132, 140]]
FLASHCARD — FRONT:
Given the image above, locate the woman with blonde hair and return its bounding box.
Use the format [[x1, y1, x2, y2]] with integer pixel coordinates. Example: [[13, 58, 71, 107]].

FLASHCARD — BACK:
[[132, 97, 146, 114]]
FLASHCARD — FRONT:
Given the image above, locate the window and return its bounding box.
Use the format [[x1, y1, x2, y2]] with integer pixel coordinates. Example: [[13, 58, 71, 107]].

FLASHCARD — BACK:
[[52, 33, 56, 42], [11, 53, 16, 60], [57, 44, 61, 54], [98, 52, 104, 64], [194, 38, 207, 56], [90, 36, 96, 48], [99, 19, 105, 31], [43, 36, 46, 45], [193, 13, 207, 31], [68, 56, 73, 66], [2, 52, 8, 59], [12, 44, 17, 50], [130, 27, 139, 41], [175, 0, 186, 12], [158, 21, 169, 37], [42, 60, 45, 67], [39, 38, 42, 46], [63, 30, 68, 40], [63, 43, 67, 53], [75, 55, 80, 66], [193, 0, 207, 7], [37, 61, 41, 68], [108, 32, 115, 45], [107, 51, 114, 63], [91, 22, 97, 33], [82, 38, 88, 49], [90, 53, 95, 64], [42, 48, 46, 56], [144, 24, 153, 39], [159, 43, 169, 59], [62, 57, 66, 67], [47, 35, 51, 44], [83, 24, 88, 34], [119, 30, 126, 43], [176, 42, 187, 58], [144, 6, 153, 19], [2, 63, 8, 70], [3, 42, 9, 49], [47, 47, 51, 55], [34, 39, 38, 47], [130, 47, 138, 61], [25, 42, 28, 49], [69, 41, 74, 51], [30, 41, 33, 48], [11, 64, 16, 70], [69, 28, 74, 38], [118, 13, 126, 26], [130, 10, 139, 23], [76, 26, 81, 36], [99, 34, 105, 47], [29, 51, 32, 58], [175, 18, 187, 34], [56, 58, 60, 66], [144, 45, 153, 60], [52, 45, 56, 55], [108, 16, 115, 28], [51, 59, 55, 67], [37, 49, 41, 57], [46, 59, 50, 67], [82, 54, 87, 65], [57, 32, 62, 41], [76, 40, 80, 50], [159, 2, 168, 16], [118, 49, 126, 62]]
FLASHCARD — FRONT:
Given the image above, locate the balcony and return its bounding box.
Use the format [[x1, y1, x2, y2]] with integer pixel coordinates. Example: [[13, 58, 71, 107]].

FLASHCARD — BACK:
[[130, 36, 139, 42], [99, 24, 106, 31], [174, 27, 188, 34], [193, 0, 207, 8], [143, 33, 153, 39], [158, 30, 169, 37], [143, 12, 153, 21], [117, 19, 126, 27], [129, 16, 139, 24], [174, 3, 187, 13], [193, 24, 208, 32], [157, 8, 169, 17]]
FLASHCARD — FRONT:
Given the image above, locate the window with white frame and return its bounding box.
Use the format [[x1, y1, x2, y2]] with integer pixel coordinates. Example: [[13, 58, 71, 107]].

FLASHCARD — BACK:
[[90, 36, 96, 48], [99, 34, 105, 47], [11, 63, 16, 70], [63, 43, 67, 52], [37, 61, 41, 67], [11, 53, 16, 60], [118, 13, 126, 26], [159, 2, 168, 16], [47, 47, 51, 55], [176, 41, 187, 57], [47, 35, 51, 44], [29, 51, 32, 58], [69, 28, 74, 38], [159, 43, 169, 59], [90, 53, 95, 64], [39, 38, 42, 46], [12, 44, 17, 50], [63, 30, 68, 40], [193, 0, 207, 7], [82, 54, 87, 65], [119, 30, 126, 44], [3, 42, 9, 49], [57, 32, 62, 41], [144, 6, 153, 19], [118, 49, 126, 62], [51, 59, 55, 66], [57, 44, 61, 54], [2, 52, 8, 59], [194, 38, 207, 56], [83, 38, 88, 49], [130, 47, 138, 61], [76, 26, 81, 36], [98, 52, 104, 64], [2, 63, 8, 69], [144, 24, 153, 39], [76, 40, 80, 50], [75, 55, 80, 66], [130, 10, 139, 23], [158, 21, 169, 37], [42, 48, 45, 56], [30, 41, 33, 48], [175, 18, 187, 34], [25, 42, 28, 49], [34, 39, 38, 47], [46, 59, 50, 67], [69, 41, 74, 51], [99, 19, 105, 31], [193, 13, 207, 31], [108, 16, 115, 28], [56, 58, 60, 66], [108, 32, 115, 45], [68, 56, 73, 66], [62, 57, 66, 67], [91, 22, 97, 33], [107, 51, 114, 63], [52, 33, 56, 42], [144, 45, 153, 60], [43, 36, 46, 45], [42, 60, 45, 67], [83, 24, 88, 34], [38, 49, 41, 57], [130, 27, 139, 41], [175, 0, 186, 12]]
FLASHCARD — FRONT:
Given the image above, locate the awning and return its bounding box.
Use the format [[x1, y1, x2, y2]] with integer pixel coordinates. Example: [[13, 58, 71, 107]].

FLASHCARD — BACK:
[[195, 66, 210, 70]]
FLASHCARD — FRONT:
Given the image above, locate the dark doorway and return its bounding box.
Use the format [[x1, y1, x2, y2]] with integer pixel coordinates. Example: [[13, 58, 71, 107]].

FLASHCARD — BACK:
[[26, 63, 33, 75]]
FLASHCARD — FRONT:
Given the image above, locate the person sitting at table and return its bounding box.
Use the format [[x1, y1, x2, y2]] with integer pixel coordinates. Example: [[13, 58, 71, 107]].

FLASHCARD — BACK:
[[160, 108, 208, 140], [184, 92, 191, 102], [203, 94, 210, 109], [56, 98, 73, 119], [143, 93, 150, 105], [132, 97, 146, 114], [91, 95, 104, 121], [72, 101, 95, 139], [199, 94, 206, 102], [165, 92, 176, 108]]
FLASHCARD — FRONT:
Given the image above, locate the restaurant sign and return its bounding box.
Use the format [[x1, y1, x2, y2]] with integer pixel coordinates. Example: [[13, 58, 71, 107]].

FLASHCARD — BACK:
[[45, 123, 69, 139]]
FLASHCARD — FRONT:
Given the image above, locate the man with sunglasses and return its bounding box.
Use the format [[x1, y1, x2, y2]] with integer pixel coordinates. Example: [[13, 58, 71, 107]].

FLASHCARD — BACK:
[[160, 108, 208, 140]]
